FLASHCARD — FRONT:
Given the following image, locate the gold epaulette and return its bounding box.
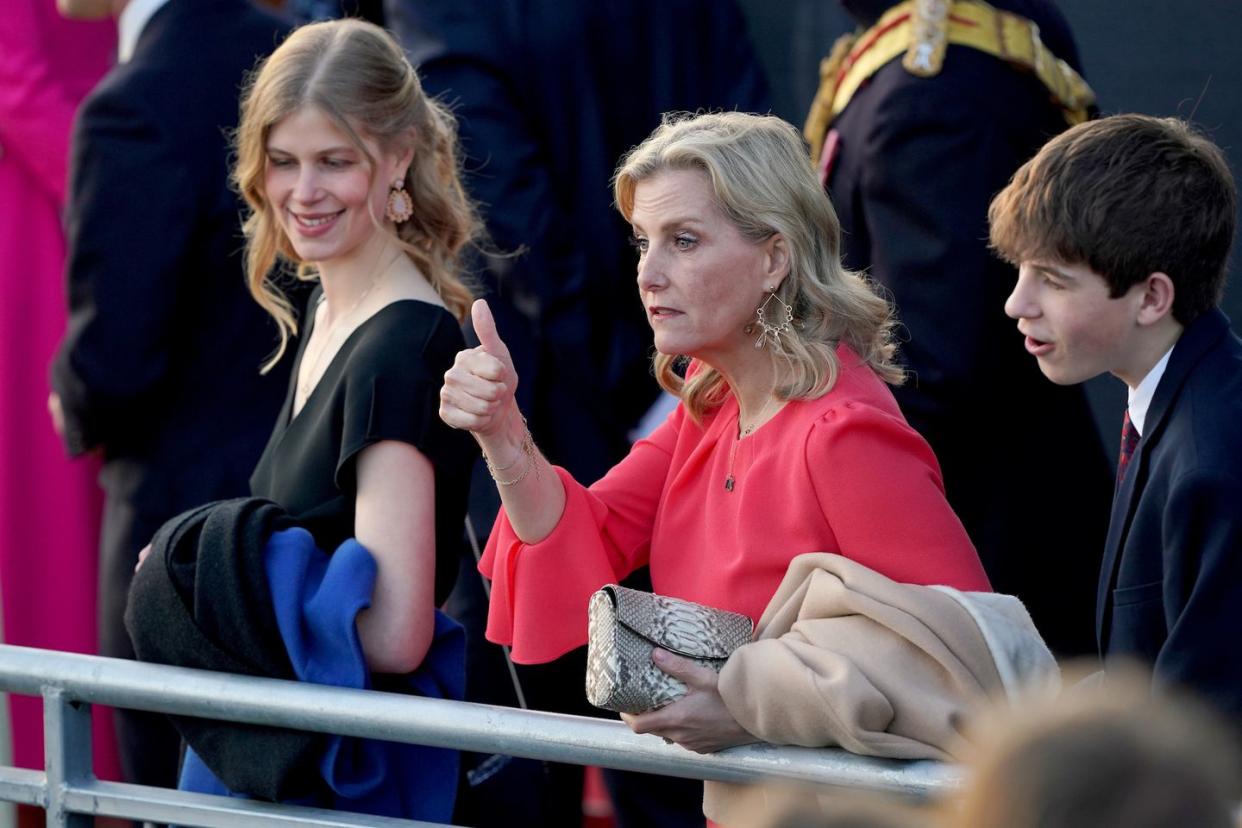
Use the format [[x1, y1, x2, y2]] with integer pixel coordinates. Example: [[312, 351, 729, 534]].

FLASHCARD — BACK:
[[805, 0, 1096, 164]]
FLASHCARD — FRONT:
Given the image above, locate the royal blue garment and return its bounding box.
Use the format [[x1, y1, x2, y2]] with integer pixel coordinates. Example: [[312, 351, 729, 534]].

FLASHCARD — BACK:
[[179, 528, 465, 821]]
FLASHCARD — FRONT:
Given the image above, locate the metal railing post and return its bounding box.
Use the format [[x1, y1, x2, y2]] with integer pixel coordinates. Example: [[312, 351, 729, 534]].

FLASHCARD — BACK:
[[44, 689, 91, 828]]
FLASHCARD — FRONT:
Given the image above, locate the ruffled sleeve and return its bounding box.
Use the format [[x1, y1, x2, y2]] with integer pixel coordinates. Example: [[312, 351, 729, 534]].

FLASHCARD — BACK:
[[479, 404, 683, 663]]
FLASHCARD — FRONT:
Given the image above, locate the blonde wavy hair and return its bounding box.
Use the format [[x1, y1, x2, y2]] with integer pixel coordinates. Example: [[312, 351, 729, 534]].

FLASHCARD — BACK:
[[613, 111, 902, 421], [233, 18, 480, 371]]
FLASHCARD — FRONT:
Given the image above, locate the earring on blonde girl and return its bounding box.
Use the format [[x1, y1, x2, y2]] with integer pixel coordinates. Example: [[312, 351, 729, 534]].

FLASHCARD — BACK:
[[385, 178, 413, 224]]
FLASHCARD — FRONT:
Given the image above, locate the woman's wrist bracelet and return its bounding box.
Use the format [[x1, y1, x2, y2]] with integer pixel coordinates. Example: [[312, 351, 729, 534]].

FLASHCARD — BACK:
[[483, 418, 540, 487], [484, 441, 524, 473]]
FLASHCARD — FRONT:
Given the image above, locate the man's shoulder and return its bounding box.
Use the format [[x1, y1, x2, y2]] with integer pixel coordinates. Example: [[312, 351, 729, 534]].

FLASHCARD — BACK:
[[1152, 325, 1242, 477], [1180, 325, 1242, 423], [80, 7, 287, 145], [127, 2, 288, 86], [1174, 311, 1242, 401], [830, 0, 1086, 134], [852, 40, 1065, 121], [85, 9, 283, 101]]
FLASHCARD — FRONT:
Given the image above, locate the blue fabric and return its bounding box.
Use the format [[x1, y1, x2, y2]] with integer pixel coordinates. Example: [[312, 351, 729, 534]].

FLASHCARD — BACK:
[[179, 527, 465, 821]]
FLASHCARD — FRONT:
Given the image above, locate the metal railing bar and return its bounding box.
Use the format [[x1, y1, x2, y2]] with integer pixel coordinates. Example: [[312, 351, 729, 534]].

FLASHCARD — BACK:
[[0, 767, 44, 807], [60, 781, 455, 828], [44, 689, 91, 827], [0, 645, 960, 799]]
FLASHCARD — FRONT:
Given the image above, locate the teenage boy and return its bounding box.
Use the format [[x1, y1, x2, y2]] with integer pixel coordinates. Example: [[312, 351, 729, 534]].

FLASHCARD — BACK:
[[988, 114, 1242, 724]]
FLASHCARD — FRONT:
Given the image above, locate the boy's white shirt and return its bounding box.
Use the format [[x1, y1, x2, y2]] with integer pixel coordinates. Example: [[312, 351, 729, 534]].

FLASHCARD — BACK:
[[1127, 346, 1174, 436]]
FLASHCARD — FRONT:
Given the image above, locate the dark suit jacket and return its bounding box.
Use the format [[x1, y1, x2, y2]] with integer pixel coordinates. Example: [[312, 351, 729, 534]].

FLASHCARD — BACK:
[[53, 0, 292, 515], [824, 0, 1112, 655], [1098, 308, 1242, 724], [389, 0, 770, 483]]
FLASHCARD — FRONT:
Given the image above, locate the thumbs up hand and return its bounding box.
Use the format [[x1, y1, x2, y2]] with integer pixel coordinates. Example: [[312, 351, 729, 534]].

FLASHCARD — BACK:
[[470, 297, 514, 374], [440, 299, 521, 442]]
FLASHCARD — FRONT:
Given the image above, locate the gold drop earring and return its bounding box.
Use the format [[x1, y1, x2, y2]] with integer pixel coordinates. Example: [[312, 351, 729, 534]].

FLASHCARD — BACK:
[[385, 178, 413, 224]]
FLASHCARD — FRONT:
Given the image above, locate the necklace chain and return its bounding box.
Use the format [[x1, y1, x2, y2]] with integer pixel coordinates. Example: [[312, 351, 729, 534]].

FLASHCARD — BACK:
[[725, 395, 780, 492], [293, 258, 395, 411]]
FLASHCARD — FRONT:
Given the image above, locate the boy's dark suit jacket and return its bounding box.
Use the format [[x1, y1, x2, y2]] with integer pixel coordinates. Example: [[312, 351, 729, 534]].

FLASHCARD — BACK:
[[1099, 308, 1242, 725], [824, 0, 1112, 656], [52, 0, 291, 785]]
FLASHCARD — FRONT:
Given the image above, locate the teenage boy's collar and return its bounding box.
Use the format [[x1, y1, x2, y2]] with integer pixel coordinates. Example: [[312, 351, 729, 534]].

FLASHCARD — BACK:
[[1126, 347, 1173, 437]]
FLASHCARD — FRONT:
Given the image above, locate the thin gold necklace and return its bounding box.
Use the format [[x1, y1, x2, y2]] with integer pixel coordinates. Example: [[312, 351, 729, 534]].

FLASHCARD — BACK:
[[294, 255, 398, 411], [724, 395, 780, 492]]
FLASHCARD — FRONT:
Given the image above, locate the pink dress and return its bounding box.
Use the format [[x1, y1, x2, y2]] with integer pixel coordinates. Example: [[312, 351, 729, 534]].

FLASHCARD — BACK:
[[0, 0, 118, 780], [482, 348, 991, 664]]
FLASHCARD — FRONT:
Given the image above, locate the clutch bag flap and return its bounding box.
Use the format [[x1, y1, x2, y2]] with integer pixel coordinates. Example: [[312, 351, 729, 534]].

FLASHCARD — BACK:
[[606, 585, 753, 658]]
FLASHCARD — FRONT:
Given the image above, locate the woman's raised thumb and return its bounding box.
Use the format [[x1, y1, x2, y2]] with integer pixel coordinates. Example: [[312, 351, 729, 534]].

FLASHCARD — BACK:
[[471, 298, 509, 358]]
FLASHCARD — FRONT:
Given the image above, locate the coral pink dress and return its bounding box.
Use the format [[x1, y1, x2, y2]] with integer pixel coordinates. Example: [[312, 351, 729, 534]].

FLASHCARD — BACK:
[[482, 348, 991, 664], [0, 0, 117, 779]]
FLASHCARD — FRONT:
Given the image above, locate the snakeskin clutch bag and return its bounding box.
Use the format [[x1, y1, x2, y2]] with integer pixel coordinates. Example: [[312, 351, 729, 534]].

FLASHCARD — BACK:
[[585, 584, 754, 714]]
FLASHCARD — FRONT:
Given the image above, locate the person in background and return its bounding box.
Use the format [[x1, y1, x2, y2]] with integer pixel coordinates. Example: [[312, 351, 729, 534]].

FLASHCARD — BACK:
[[954, 667, 1242, 828], [441, 111, 991, 826], [0, 0, 118, 797], [991, 114, 1242, 727], [50, 0, 293, 789], [804, 0, 1112, 656]]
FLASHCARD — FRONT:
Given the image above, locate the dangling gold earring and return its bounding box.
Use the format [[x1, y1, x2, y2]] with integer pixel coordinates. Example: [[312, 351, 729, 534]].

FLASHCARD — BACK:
[[753, 286, 794, 350], [385, 178, 413, 224]]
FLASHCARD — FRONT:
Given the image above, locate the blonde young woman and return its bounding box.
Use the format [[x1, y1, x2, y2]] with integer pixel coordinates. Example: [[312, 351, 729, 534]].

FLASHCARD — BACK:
[[240, 18, 477, 674], [189, 18, 476, 815], [440, 112, 990, 765]]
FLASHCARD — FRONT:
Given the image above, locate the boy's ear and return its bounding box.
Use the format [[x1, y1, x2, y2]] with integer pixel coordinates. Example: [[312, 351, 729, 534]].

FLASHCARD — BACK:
[[1136, 272, 1176, 326]]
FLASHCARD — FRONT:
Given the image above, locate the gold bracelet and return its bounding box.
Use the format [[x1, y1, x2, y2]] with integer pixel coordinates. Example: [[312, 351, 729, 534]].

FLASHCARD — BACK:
[[484, 441, 524, 473], [484, 422, 539, 487], [482, 414, 528, 474], [490, 451, 533, 487]]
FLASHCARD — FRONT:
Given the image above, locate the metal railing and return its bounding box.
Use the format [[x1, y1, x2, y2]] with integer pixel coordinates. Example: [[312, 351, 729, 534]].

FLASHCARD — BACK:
[[0, 644, 960, 827]]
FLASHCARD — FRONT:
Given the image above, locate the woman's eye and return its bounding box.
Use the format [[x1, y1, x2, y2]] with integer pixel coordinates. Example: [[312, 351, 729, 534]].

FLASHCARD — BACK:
[[322, 157, 352, 169], [267, 157, 295, 168], [674, 234, 697, 251], [628, 234, 648, 254]]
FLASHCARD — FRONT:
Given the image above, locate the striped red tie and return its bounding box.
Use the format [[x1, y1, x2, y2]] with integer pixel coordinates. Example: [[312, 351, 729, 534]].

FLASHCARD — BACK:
[[1117, 410, 1140, 483]]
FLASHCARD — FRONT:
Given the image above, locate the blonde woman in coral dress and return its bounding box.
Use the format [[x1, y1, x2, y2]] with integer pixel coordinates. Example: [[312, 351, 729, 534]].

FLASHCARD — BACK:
[[441, 112, 990, 775]]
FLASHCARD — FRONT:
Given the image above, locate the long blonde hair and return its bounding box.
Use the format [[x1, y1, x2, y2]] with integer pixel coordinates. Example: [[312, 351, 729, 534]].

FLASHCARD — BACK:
[[234, 18, 480, 371], [613, 111, 902, 421]]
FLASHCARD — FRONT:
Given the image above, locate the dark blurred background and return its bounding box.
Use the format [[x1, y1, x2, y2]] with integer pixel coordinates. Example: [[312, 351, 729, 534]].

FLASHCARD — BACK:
[[737, 0, 1242, 438]]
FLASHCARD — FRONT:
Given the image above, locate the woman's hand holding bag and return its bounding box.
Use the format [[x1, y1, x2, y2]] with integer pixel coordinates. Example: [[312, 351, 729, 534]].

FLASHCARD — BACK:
[[621, 649, 757, 754]]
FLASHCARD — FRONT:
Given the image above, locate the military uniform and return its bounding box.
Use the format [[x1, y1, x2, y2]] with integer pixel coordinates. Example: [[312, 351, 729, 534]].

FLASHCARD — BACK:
[[806, 0, 1111, 656]]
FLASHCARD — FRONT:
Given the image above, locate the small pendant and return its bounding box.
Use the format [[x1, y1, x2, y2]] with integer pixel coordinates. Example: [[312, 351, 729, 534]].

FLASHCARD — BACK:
[[724, 475, 735, 492]]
